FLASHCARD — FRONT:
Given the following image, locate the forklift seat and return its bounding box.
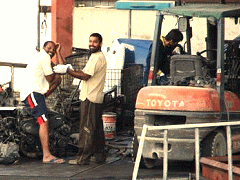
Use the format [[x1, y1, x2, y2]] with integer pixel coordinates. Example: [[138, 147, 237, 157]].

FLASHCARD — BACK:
[[169, 54, 206, 85]]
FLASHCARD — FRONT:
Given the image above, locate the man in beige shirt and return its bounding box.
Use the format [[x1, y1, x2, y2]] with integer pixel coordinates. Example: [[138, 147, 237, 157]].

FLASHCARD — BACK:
[[54, 33, 107, 165]]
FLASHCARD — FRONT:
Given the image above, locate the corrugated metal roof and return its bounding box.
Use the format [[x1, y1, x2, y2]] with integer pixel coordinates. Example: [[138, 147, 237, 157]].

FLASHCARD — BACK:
[[161, 4, 240, 19]]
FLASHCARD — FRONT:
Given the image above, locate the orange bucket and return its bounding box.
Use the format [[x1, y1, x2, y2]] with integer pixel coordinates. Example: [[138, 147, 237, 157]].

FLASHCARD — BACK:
[[102, 112, 117, 140]]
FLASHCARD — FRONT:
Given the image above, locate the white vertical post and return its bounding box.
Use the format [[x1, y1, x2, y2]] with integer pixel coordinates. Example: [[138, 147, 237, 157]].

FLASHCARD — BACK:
[[132, 124, 148, 180], [163, 129, 168, 180], [195, 128, 200, 180], [10, 66, 14, 91], [227, 125, 233, 180]]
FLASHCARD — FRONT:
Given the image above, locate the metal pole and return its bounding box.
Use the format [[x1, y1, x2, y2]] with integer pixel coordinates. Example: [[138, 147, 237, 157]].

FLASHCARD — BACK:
[[10, 66, 14, 91], [227, 125, 233, 180], [132, 124, 148, 180], [147, 121, 240, 131], [36, 0, 41, 51], [186, 17, 191, 54], [128, 10, 132, 39], [195, 128, 200, 180], [148, 12, 163, 86], [216, 18, 226, 113], [163, 129, 168, 180]]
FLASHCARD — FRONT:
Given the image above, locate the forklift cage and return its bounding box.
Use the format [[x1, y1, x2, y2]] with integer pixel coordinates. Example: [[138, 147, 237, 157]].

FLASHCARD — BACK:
[[132, 121, 240, 180]]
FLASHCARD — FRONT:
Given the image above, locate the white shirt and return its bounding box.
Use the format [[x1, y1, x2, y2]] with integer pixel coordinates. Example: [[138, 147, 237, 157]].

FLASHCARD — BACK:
[[79, 51, 107, 103], [20, 50, 53, 101]]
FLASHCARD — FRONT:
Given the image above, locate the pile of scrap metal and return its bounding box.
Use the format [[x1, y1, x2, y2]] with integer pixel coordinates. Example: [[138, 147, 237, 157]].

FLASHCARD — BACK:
[[69, 130, 134, 164], [0, 81, 18, 107], [104, 130, 134, 163]]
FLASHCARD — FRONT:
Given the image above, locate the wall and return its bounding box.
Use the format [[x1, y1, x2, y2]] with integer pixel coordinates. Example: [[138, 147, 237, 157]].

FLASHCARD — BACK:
[[73, 7, 131, 49], [73, 7, 240, 55], [0, 0, 39, 89], [1, 3, 239, 90]]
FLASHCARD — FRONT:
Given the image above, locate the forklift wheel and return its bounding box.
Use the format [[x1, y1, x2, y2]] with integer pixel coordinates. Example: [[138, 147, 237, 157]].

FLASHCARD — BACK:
[[133, 133, 158, 168], [201, 131, 227, 157], [142, 157, 158, 169]]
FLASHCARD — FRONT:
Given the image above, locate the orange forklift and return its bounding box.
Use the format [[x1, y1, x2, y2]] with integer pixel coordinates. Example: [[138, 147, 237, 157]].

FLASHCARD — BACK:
[[133, 3, 240, 168]]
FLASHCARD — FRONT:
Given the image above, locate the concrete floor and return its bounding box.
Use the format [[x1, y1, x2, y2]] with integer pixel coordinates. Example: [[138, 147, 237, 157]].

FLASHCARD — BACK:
[[0, 156, 193, 180], [0, 132, 193, 180]]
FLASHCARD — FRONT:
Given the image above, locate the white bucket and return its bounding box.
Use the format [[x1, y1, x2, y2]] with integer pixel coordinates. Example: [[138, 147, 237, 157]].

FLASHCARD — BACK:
[[102, 112, 117, 140]]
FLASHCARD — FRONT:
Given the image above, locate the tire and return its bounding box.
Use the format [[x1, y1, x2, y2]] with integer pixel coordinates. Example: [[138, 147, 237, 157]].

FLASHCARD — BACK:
[[201, 131, 227, 157], [142, 157, 158, 169], [19, 140, 39, 158], [133, 133, 158, 168]]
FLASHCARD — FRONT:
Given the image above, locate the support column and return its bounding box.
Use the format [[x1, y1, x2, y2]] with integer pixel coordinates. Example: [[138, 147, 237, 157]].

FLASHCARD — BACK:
[[51, 0, 74, 63]]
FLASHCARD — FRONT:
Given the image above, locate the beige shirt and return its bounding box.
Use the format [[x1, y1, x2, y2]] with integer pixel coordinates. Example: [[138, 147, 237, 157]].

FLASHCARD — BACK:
[[79, 51, 107, 103], [20, 50, 53, 101]]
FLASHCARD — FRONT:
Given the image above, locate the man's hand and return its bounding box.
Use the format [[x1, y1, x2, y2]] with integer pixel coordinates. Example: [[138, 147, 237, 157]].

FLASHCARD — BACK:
[[55, 43, 61, 53], [53, 64, 73, 74], [66, 64, 74, 71]]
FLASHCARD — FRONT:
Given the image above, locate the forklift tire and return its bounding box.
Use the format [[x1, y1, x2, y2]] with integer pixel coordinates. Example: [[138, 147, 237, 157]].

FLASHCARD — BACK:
[[142, 158, 158, 169], [133, 133, 158, 169], [201, 131, 227, 157]]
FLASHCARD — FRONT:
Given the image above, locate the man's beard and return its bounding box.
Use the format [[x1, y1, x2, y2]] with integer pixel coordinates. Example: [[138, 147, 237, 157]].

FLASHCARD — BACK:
[[47, 52, 55, 58], [89, 46, 101, 54]]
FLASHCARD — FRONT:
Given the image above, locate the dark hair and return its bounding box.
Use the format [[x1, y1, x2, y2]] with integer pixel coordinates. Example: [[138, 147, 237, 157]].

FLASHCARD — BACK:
[[90, 33, 103, 43], [43, 41, 55, 47], [165, 29, 183, 43]]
